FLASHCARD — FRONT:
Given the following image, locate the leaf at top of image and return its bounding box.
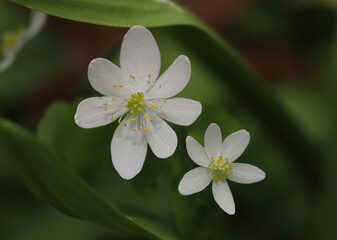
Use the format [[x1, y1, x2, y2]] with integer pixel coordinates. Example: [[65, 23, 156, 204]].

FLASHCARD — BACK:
[[10, 0, 198, 27]]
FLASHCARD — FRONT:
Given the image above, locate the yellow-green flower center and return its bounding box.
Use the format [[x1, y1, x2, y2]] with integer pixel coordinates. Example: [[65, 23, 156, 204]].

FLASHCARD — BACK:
[[1, 27, 24, 55], [126, 92, 145, 115], [206, 156, 233, 181]]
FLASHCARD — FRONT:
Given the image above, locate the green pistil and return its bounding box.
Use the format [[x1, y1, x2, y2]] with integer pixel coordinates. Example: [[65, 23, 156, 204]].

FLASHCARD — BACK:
[[1, 27, 24, 55], [206, 156, 233, 181], [126, 92, 145, 115]]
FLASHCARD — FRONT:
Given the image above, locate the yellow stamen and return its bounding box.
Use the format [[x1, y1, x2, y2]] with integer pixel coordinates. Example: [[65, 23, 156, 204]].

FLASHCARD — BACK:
[[1, 27, 24, 55], [126, 92, 145, 115]]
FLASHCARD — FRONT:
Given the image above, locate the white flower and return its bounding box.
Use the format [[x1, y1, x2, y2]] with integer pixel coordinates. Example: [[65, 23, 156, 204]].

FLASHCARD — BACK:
[[178, 123, 265, 214], [75, 25, 202, 180], [0, 11, 47, 72]]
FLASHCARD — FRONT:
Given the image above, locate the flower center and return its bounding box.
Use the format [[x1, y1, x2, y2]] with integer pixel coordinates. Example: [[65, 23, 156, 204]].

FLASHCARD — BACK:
[[206, 156, 233, 181], [1, 27, 23, 55], [126, 92, 145, 115]]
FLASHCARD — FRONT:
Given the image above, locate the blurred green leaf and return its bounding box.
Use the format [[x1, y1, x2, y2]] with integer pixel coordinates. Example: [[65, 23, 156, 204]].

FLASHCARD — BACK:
[[37, 100, 112, 178], [187, 101, 240, 145], [10, 0, 198, 27], [0, 118, 178, 240]]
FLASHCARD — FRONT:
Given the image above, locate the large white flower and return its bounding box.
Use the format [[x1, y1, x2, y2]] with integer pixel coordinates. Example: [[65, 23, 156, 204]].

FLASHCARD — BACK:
[[75, 25, 202, 180], [0, 11, 47, 72], [178, 123, 265, 214]]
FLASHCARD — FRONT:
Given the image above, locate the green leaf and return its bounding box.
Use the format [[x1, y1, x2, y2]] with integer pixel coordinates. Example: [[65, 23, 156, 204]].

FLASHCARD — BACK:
[[9, 0, 200, 28], [0, 118, 177, 240], [37, 100, 113, 178]]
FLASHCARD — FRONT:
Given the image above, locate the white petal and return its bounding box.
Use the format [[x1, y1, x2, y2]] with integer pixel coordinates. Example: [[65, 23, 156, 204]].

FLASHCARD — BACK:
[[222, 130, 250, 163], [120, 25, 160, 93], [111, 119, 148, 179], [88, 58, 131, 97], [212, 180, 235, 215], [145, 116, 177, 158], [74, 97, 126, 128], [0, 47, 18, 72], [186, 136, 210, 167], [146, 55, 191, 99], [228, 163, 265, 184], [178, 167, 212, 195], [148, 98, 201, 126], [204, 123, 222, 159], [24, 11, 48, 39]]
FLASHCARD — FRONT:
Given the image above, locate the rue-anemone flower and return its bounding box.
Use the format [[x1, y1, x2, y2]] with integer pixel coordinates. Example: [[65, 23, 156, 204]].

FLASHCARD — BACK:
[[178, 123, 265, 214], [75, 25, 202, 180], [0, 11, 47, 72]]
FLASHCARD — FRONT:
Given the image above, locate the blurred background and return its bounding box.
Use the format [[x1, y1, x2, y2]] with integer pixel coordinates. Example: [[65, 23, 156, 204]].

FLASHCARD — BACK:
[[1, 0, 336, 239]]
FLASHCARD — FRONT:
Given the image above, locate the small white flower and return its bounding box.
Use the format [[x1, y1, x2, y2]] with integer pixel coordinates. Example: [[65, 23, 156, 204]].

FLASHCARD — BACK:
[[75, 25, 202, 180], [178, 123, 265, 215], [0, 11, 47, 72]]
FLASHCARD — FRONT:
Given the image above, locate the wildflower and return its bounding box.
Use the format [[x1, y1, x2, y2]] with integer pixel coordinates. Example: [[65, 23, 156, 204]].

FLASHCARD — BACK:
[[178, 123, 265, 214], [75, 26, 201, 179]]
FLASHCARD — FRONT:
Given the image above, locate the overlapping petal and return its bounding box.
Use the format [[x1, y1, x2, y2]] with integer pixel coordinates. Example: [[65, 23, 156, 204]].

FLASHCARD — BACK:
[[145, 116, 177, 158], [228, 163, 265, 184], [111, 118, 148, 180], [204, 123, 222, 159], [74, 97, 126, 128], [120, 25, 160, 93], [212, 180, 235, 215], [178, 167, 212, 195], [149, 98, 201, 126], [88, 58, 132, 97], [146, 55, 191, 99], [222, 129, 250, 163], [186, 136, 210, 167]]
